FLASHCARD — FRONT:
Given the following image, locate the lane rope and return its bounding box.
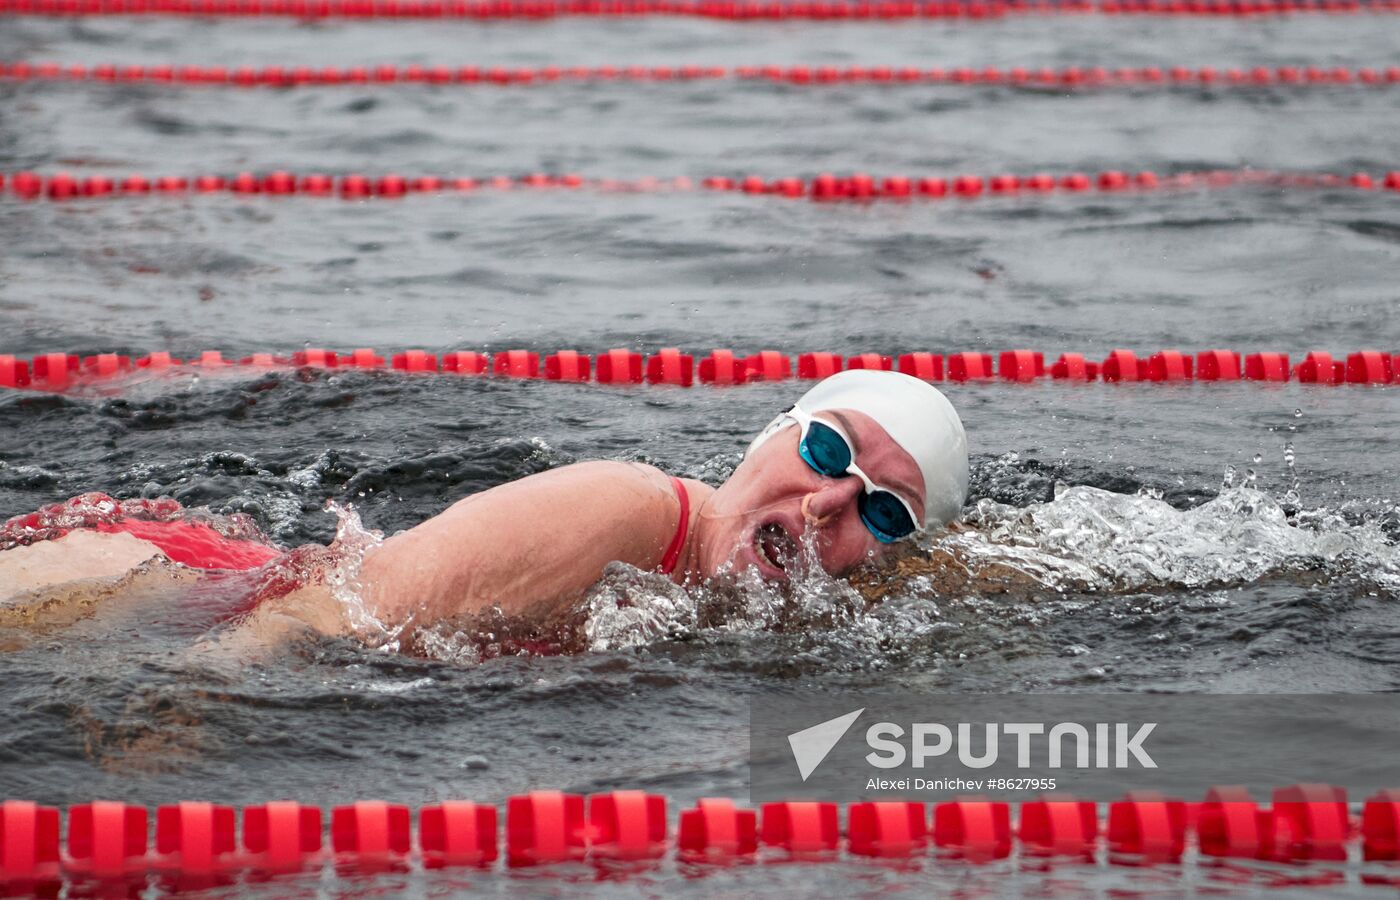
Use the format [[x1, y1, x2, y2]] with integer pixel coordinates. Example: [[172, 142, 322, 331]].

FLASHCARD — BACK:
[[3, 168, 1400, 201], [0, 785, 1391, 879], [2, 348, 1395, 390], [3, 0, 1400, 17], [4, 61, 1400, 87]]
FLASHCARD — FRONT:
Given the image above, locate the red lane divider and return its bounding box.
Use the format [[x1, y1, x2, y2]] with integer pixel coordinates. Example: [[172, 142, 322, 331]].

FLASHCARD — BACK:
[[1, 348, 1395, 393], [5, 786, 1400, 881], [6, 61, 1400, 88], [5, 168, 1399, 203], [2, 0, 1399, 17]]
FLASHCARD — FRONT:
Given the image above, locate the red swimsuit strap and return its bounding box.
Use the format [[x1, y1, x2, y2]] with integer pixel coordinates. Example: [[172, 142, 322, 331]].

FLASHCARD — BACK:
[[657, 476, 690, 576]]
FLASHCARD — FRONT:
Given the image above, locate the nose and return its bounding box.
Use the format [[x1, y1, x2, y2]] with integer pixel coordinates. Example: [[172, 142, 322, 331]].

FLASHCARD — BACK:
[[800, 477, 864, 530]]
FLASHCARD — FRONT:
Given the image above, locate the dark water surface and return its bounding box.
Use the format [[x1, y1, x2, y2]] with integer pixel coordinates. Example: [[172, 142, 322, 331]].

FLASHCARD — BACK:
[[2, 9, 1400, 896]]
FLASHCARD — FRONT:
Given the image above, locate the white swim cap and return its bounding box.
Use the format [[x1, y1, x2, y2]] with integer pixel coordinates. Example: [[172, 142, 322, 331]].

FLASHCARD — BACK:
[[746, 369, 969, 529]]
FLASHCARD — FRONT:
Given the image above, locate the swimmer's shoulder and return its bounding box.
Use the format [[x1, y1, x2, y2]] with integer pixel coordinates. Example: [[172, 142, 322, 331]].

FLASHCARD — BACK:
[[574, 459, 713, 508], [547, 459, 683, 492]]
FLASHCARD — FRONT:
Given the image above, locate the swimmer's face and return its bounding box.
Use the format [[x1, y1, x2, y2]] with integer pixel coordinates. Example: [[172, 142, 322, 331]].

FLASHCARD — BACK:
[[699, 408, 927, 581]]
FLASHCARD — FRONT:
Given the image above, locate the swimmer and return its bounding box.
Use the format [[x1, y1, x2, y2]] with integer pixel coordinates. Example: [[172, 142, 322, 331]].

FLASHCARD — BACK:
[[0, 370, 969, 646]]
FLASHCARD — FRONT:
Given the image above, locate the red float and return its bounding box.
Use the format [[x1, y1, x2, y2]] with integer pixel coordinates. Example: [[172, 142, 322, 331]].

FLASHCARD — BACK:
[[340, 174, 370, 198], [191, 350, 230, 367], [329, 802, 412, 861], [596, 348, 643, 383], [1101, 349, 1145, 382], [881, 176, 912, 197], [544, 350, 591, 381], [493, 349, 540, 378], [1106, 794, 1188, 859], [1146, 350, 1192, 381], [0, 355, 32, 389], [375, 174, 408, 197], [1244, 352, 1290, 381], [1346, 350, 1393, 384], [759, 802, 839, 853], [0, 801, 61, 883], [1050, 352, 1098, 381], [845, 353, 891, 371], [1295, 350, 1343, 384], [932, 800, 1011, 859], [341, 348, 386, 368], [506, 791, 587, 866], [292, 348, 337, 368], [82, 353, 132, 378], [1362, 789, 1400, 861], [847, 801, 927, 857], [1271, 784, 1349, 860], [83, 175, 115, 196], [1196, 349, 1241, 380], [46, 172, 77, 200], [242, 802, 323, 871], [1018, 798, 1098, 856], [947, 351, 993, 381], [998, 349, 1044, 382], [745, 350, 791, 380], [645, 347, 694, 385], [953, 174, 984, 197], [587, 791, 668, 859], [917, 177, 948, 196], [897, 352, 943, 381], [442, 351, 489, 374], [262, 170, 296, 194], [154, 803, 237, 873], [392, 350, 439, 372], [677, 799, 757, 857], [697, 349, 748, 384], [30, 352, 79, 389], [1197, 786, 1263, 858], [797, 352, 843, 379], [419, 801, 498, 867], [66, 802, 148, 876]]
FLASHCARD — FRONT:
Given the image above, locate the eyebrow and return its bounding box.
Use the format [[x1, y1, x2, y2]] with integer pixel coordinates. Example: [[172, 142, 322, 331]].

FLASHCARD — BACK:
[[823, 410, 924, 506]]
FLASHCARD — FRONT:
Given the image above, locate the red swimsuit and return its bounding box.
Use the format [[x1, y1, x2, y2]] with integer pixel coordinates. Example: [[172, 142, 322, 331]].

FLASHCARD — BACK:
[[92, 517, 282, 570], [657, 476, 690, 576], [1, 493, 280, 572]]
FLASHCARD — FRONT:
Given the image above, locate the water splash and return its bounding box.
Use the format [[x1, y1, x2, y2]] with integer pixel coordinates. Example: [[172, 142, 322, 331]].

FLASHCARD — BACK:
[[582, 562, 697, 651], [564, 472, 1400, 671], [949, 485, 1400, 594], [583, 521, 874, 654], [322, 500, 409, 652]]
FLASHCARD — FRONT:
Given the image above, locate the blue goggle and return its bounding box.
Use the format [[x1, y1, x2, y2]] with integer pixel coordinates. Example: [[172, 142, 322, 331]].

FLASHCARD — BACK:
[[784, 407, 921, 544]]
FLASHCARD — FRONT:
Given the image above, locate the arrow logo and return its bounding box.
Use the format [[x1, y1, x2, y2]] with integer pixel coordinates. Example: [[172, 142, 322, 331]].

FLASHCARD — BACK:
[[787, 708, 864, 781]]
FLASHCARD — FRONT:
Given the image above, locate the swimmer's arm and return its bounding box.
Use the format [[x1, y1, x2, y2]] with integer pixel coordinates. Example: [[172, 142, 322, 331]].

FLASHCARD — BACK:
[[356, 461, 679, 624]]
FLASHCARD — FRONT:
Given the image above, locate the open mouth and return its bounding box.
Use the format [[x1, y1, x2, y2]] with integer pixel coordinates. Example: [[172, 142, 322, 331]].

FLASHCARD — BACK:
[[753, 522, 800, 573]]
